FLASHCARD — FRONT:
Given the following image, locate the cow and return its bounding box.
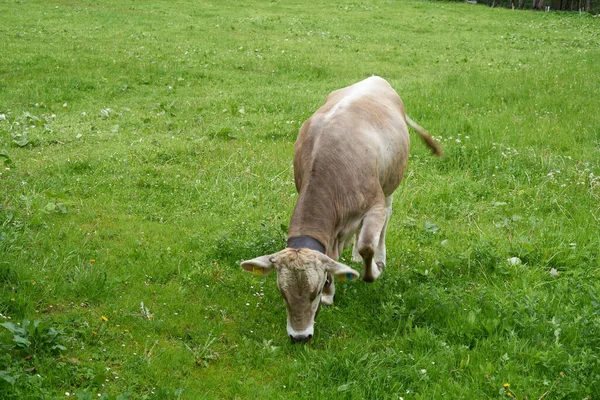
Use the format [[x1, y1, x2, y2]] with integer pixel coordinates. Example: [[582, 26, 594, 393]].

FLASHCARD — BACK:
[[241, 76, 442, 343]]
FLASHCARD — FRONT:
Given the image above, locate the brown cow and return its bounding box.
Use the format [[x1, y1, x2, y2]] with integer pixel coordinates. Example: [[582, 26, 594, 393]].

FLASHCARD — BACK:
[[242, 76, 442, 342]]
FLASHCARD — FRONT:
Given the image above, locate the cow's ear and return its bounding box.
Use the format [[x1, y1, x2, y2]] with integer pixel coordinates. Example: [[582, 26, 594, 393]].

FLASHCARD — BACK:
[[241, 255, 276, 276], [320, 255, 359, 281]]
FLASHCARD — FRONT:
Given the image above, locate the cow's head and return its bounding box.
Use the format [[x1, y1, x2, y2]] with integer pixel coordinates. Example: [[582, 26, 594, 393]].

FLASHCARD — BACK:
[[241, 248, 358, 343]]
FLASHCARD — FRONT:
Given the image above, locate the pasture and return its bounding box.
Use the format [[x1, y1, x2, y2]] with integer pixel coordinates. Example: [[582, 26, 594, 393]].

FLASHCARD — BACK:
[[1, 0, 599, 398]]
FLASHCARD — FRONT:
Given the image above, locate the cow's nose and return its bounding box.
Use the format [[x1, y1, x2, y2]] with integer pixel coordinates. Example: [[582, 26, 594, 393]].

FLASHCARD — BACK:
[[290, 333, 313, 343]]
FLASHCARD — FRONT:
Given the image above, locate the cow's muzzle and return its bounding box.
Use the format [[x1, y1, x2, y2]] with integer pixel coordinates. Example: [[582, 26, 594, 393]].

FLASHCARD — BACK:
[[290, 333, 313, 343]]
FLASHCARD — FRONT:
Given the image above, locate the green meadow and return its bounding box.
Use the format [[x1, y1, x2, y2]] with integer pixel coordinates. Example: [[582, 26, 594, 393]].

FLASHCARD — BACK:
[[1, 0, 599, 398]]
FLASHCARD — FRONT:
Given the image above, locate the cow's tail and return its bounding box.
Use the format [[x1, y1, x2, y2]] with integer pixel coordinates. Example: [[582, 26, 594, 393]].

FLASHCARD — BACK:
[[406, 116, 443, 157]]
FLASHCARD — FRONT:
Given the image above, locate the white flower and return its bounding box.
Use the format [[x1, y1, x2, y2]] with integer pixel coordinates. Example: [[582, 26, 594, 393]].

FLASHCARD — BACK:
[[507, 257, 522, 266]]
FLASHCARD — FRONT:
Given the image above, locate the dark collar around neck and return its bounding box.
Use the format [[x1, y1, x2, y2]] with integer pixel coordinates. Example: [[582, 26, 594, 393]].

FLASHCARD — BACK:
[[287, 235, 326, 254]]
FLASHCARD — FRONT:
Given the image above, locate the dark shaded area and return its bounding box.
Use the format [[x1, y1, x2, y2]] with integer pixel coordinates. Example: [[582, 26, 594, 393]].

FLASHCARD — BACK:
[[456, 0, 598, 12]]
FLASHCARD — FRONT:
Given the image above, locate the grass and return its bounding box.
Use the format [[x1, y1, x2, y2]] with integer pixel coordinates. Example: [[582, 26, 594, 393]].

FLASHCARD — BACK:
[[1, 0, 599, 398]]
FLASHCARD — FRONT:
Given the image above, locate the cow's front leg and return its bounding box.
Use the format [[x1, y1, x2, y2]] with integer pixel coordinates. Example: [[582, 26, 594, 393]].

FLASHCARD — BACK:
[[321, 272, 335, 305], [351, 226, 362, 263], [352, 228, 362, 262], [374, 195, 393, 269], [357, 205, 387, 282]]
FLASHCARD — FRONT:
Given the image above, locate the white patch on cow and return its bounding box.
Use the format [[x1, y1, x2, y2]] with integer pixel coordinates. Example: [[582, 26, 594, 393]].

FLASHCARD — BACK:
[[324, 76, 386, 120]]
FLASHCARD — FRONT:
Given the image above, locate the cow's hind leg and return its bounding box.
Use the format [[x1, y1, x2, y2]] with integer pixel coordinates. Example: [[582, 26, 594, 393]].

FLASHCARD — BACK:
[[356, 204, 387, 282]]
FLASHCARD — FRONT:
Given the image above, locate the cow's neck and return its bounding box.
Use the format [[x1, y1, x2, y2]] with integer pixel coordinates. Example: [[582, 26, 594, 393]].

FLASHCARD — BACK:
[[287, 188, 337, 257]]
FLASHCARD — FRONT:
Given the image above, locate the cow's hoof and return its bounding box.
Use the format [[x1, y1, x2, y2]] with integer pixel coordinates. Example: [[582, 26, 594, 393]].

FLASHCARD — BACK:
[[362, 261, 383, 282], [321, 294, 334, 306], [363, 276, 375, 283]]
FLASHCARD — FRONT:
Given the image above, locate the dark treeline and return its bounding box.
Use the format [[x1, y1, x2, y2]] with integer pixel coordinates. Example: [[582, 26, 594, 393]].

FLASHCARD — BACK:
[[460, 0, 599, 12]]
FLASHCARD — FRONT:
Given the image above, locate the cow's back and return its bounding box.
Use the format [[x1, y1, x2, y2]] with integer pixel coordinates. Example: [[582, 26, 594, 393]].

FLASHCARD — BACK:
[[294, 76, 410, 198]]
